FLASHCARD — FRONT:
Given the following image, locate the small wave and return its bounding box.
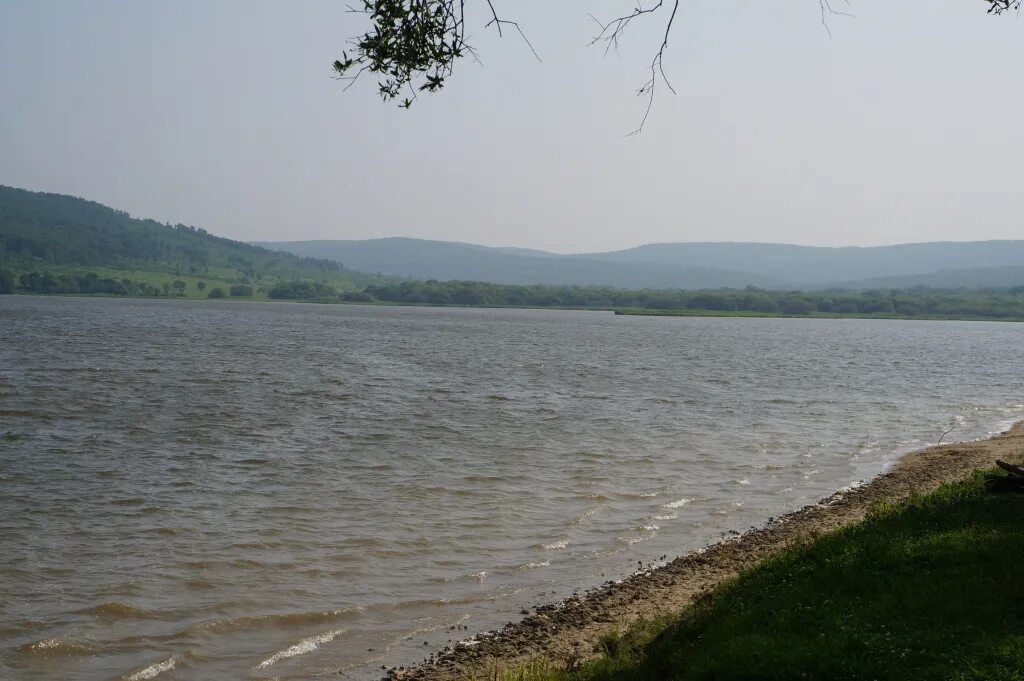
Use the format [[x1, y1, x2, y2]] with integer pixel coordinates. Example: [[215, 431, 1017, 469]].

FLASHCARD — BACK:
[[462, 475, 506, 483], [618, 534, 650, 546], [79, 602, 153, 620], [652, 513, 677, 521], [230, 559, 264, 568], [540, 539, 568, 550], [145, 527, 180, 536], [124, 657, 175, 680], [18, 637, 94, 657], [662, 498, 693, 509], [733, 479, 751, 486], [193, 607, 360, 635], [257, 629, 345, 668], [565, 507, 599, 527], [641, 524, 660, 531], [620, 491, 659, 499], [0, 409, 45, 418]]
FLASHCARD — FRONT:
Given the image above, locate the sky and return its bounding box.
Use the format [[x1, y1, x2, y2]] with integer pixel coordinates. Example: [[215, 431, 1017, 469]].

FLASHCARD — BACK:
[[1, 1, 1022, 253]]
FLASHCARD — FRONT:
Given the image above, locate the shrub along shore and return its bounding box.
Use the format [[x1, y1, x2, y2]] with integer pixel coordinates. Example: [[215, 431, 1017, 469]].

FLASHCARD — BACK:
[[391, 423, 1024, 681]]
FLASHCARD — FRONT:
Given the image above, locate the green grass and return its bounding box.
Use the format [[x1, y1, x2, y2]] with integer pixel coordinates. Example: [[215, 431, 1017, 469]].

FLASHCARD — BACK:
[[2, 263, 361, 300], [511, 471, 1024, 681]]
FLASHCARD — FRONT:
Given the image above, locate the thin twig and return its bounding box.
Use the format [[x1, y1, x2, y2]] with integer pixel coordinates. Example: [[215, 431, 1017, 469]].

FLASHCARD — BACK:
[[484, 0, 542, 62], [938, 420, 959, 444]]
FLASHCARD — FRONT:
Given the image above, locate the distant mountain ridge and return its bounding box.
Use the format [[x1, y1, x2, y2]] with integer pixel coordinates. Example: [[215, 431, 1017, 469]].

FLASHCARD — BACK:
[[2, 181, 1019, 293], [261, 237, 1024, 291]]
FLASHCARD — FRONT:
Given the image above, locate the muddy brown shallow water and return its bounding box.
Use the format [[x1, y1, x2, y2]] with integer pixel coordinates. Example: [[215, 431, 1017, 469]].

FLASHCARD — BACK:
[[1, 296, 1022, 680], [405, 423, 1024, 680]]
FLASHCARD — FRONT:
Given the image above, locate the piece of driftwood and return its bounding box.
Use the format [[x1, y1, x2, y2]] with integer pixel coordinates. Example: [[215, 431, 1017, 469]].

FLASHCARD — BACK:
[[995, 460, 1024, 478], [984, 461, 1024, 493]]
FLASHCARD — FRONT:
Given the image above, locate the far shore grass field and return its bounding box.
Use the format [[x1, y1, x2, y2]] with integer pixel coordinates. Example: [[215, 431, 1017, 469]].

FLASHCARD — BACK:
[[496, 470, 1024, 681]]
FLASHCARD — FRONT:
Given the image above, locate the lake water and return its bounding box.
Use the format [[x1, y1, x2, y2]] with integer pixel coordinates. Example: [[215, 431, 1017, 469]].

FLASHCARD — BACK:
[[1, 296, 1021, 681]]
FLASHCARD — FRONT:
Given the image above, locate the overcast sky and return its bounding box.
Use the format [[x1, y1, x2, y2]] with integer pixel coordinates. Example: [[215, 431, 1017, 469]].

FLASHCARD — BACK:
[[1, 1, 1021, 253]]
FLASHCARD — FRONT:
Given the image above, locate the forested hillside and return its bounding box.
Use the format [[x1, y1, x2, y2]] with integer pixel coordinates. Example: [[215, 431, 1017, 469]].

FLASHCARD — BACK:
[[0, 185, 376, 296]]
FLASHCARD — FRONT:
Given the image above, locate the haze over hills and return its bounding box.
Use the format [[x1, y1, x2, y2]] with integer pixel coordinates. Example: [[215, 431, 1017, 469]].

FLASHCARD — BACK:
[[2, 182, 1020, 294], [262, 238, 1024, 291], [256, 238, 792, 290]]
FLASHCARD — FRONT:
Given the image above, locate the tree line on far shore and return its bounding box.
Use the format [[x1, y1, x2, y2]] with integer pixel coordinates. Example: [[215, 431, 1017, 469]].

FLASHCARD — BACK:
[[6, 268, 1024, 319], [0, 269, 263, 299], [356, 280, 1024, 318]]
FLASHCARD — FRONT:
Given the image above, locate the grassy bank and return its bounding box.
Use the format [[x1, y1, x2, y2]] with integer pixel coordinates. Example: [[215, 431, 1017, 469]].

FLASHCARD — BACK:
[[505, 470, 1024, 681], [614, 308, 1024, 322]]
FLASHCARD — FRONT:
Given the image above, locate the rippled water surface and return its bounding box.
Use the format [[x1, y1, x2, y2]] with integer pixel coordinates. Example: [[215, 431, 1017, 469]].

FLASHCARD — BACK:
[[1, 296, 1022, 680]]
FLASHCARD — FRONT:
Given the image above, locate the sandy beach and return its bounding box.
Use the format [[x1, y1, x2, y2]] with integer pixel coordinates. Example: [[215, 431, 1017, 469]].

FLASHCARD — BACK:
[[397, 422, 1024, 681]]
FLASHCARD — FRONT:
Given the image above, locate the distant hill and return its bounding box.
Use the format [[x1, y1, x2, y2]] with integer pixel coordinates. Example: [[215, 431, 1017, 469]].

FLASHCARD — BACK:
[[258, 238, 791, 290], [582, 241, 1024, 287], [828, 265, 1024, 291], [4, 183, 1021, 295], [0, 185, 372, 293], [262, 237, 1024, 291]]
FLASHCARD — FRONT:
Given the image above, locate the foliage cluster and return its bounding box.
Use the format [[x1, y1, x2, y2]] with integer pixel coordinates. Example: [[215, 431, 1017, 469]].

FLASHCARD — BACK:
[[266, 280, 339, 300], [506, 470, 1024, 681], [334, 0, 472, 107], [10, 269, 179, 297], [337, 1, 1018, 113]]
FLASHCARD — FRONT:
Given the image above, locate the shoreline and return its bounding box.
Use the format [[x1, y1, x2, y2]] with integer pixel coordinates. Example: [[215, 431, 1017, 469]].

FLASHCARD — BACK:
[[7, 293, 1024, 324], [394, 422, 1024, 681]]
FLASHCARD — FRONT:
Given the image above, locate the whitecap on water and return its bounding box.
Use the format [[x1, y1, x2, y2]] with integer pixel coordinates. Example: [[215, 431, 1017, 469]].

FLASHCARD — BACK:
[[257, 629, 345, 669], [541, 539, 568, 550], [518, 560, 550, 571], [18, 637, 94, 657], [662, 498, 692, 509], [124, 657, 175, 680]]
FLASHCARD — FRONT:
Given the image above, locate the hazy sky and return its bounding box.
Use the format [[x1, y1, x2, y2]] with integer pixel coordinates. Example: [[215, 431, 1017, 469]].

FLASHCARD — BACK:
[[1, 2, 1022, 253]]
